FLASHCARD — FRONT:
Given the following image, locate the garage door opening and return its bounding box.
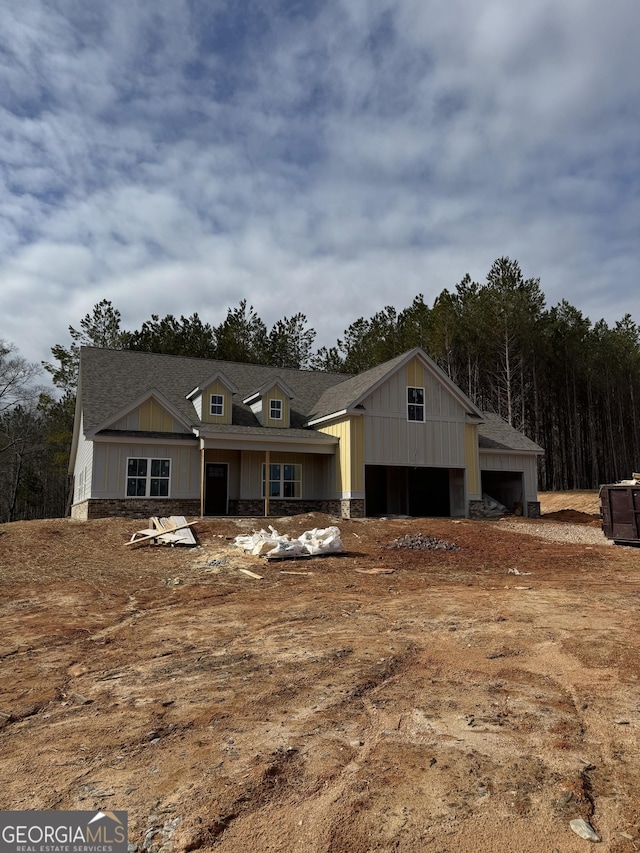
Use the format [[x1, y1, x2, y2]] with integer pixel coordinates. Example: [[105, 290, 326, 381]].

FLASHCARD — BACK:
[[365, 465, 462, 517], [481, 470, 525, 515]]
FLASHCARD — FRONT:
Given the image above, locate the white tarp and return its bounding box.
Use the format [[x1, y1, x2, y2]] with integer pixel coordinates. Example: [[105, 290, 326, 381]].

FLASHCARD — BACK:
[[234, 525, 343, 558]]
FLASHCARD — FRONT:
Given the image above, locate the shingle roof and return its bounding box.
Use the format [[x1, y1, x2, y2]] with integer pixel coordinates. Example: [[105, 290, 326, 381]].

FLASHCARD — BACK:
[[79, 347, 348, 434], [307, 352, 409, 420], [79, 348, 544, 455], [478, 412, 544, 453]]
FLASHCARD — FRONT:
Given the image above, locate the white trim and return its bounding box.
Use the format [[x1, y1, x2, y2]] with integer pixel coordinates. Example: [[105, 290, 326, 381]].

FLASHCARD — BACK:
[[479, 448, 544, 456], [305, 409, 350, 427], [210, 393, 224, 417], [187, 371, 238, 399], [261, 461, 302, 499], [125, 456, 172, 499], [88, 388, 193, 437], [92, 435, 196, 446], [269, 399, 283, 420], [406, 386, 425, 423]]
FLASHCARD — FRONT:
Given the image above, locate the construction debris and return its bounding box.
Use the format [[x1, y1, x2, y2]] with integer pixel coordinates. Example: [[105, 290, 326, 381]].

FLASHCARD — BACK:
[[239, 568, 263, 580], [386, 533, 459, 552], [234, 525, 343, 559], [128, 516, 198, 547]]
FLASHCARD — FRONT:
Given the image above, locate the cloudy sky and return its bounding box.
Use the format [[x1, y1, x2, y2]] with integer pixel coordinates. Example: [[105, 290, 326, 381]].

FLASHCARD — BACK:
[[1, 0, 638, 371]]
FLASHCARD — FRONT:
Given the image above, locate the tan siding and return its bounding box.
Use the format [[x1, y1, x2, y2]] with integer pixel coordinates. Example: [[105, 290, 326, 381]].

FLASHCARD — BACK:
[[202, 380, 233, 425], [406, 357, 425, 391], [263, 390, 289, 428], [351, 416, 365, 492], [318, 419, 351, 493]]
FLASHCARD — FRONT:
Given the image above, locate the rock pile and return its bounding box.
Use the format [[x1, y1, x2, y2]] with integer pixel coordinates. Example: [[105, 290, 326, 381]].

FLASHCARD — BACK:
[[386, 533, 459, 551]]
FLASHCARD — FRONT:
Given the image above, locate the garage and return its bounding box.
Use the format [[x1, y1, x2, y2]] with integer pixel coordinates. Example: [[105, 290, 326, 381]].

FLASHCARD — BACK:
[[481, 470, 525, 514], [365, 465, 464, 517]]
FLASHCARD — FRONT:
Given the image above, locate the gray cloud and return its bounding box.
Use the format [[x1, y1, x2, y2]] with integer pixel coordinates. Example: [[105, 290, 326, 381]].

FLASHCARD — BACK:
[[1, 0, 638, 368]]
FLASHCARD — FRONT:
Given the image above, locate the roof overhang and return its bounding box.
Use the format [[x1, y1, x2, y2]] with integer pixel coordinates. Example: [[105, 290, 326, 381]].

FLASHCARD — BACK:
[[187, 370, 239, 400], [479, 447, 545, 456], [92, 431, 198, 446], [243, 376, 296, 405], [87, 388, 194, 438], [196, 427, 338, 455]]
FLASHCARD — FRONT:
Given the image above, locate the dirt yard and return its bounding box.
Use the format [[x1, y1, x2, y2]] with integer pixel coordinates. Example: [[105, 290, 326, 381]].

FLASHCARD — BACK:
[[2, 492, 640, 852]]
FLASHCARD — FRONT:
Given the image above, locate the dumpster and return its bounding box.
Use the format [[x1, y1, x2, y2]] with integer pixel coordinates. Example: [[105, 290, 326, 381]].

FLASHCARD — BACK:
[[599, 483, 640, 545]]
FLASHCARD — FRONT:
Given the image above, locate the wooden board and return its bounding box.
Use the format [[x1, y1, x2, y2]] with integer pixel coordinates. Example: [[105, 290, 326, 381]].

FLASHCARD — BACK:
[[127, 518, 198, 546]]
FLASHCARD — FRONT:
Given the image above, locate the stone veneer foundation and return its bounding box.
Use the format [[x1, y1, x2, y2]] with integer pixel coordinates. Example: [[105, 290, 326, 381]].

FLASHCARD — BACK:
[[72, 498, 367, 520]]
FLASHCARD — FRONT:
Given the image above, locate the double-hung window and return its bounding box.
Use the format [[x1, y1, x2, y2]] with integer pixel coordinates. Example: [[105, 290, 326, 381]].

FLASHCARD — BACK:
[[126, 458, 171, 497], [210, 394, 224, 416], [262, 463, 301, 498], [407, 387, 425, 422], [269, 399, 282, 420]]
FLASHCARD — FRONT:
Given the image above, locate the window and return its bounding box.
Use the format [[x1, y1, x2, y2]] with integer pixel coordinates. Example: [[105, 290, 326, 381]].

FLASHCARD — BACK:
[[126, 458, 170, 497], [407, 387, 425, 422], [262, 463, 301, 498], [210, 394, 224, 416], [269, 399, 282, 420]]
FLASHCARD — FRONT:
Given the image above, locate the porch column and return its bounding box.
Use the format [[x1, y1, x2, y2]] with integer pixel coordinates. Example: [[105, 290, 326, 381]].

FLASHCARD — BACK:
[[200, 445, 205, 517], [265, 450, 270, 517]]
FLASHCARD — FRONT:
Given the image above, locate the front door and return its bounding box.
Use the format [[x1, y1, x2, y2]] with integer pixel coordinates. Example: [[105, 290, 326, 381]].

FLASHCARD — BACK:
[[204, 463, 228, 515]]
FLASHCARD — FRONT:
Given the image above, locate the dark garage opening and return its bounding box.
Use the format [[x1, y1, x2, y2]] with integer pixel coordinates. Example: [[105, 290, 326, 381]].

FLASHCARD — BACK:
[[481, 470, 524, 514], [365, 465, 451, 517]]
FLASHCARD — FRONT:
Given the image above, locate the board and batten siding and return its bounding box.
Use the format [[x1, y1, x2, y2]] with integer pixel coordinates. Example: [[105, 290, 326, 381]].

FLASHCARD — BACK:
[[361, 358, 467, 468], [263, 389, 290, 428], [112, 398, 191, 433], [479, 451, 538, 501], [200, 379, 233, 425], [204, 449, 241, 498], [316, 417, 364, 497], [90, 442, 200, 499], [464, 424, 481, 499], [72, 414, 94, 502], [239, 451, 330, 499]]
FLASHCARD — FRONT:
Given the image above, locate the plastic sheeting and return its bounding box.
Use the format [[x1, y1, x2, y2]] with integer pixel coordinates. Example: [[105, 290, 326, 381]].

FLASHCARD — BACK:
[[234, 525, 343, 558]]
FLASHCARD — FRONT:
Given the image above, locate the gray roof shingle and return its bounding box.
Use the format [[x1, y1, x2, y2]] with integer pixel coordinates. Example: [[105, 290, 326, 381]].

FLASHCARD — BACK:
[[80, 347, 348, 434], [478, 412, 544, 453]]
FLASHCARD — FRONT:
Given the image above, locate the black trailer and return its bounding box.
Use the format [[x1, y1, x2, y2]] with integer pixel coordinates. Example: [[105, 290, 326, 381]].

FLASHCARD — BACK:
[[600, 484, 640, 545]]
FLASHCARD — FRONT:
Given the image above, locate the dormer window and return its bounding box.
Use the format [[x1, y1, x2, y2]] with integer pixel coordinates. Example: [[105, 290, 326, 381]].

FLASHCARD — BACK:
[[270, 399, 282, 420], [210, 394, 224, 417], [407, 387, 425, 422]]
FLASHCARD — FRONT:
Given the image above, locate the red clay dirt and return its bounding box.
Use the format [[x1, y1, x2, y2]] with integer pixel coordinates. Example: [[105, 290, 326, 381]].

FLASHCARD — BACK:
[[1, 493, 639, 852]]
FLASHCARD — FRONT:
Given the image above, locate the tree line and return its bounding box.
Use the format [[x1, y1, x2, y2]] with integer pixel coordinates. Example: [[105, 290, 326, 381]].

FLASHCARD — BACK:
[[2, 257, 638, 520]]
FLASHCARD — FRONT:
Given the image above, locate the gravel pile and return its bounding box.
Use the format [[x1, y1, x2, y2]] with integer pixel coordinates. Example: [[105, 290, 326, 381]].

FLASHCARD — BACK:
[[387, 533, 459, 551], [497, 518, 613, 546]]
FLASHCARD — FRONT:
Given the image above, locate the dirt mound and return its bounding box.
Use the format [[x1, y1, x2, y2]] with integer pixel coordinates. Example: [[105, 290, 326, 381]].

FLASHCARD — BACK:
[[2, 513, 640, 852], [538, 490, 601, 516]]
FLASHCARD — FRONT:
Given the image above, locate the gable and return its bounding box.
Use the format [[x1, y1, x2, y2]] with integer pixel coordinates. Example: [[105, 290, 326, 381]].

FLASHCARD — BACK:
[[359, 356, 467, 420], [110, 395, 192, 434], [198, 378, 234, 425]]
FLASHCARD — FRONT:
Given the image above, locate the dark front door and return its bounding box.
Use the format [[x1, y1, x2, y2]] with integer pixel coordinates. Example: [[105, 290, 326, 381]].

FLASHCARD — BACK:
[[205, 463, 228, 515]]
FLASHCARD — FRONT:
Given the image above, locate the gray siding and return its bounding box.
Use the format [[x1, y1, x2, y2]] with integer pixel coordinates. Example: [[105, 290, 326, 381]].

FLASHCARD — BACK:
[[479, 451, 538, 501], [91, 442, 201, 499], [240, 451, 332, 500], [362, 366, 467, 467], [72, 415, 94, 503]]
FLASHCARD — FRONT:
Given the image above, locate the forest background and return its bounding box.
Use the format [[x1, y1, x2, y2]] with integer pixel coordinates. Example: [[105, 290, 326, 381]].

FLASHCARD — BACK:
[[2, 257, 638, 522]]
